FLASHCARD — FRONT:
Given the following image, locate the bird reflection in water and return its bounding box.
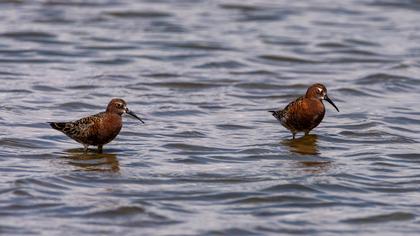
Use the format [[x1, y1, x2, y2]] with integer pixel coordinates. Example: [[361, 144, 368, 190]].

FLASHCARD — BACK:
[[282, 134, 319, 155], [282, 134, 332, 173], [63, 149, 120, 172], [297, 160, 331, 174]]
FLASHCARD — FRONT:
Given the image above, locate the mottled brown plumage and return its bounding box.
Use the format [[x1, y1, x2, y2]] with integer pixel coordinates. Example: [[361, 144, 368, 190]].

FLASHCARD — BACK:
[[269, 83, 339, 139], [49, 98, 144, 152]]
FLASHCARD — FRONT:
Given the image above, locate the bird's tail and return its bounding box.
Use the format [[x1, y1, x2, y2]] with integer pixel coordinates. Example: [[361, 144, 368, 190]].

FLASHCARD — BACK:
[[268, 110, 282, 121], [48, 122, 67, 131]]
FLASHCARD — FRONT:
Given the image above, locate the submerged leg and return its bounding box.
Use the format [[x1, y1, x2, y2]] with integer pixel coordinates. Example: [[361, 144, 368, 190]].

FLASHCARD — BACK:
[[98, 145, 103, 153], [83, 144, 89, 153]]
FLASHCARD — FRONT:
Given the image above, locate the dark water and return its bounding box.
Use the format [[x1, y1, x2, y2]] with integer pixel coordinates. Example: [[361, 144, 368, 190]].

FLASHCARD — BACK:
[[1, 0, 420, 235]]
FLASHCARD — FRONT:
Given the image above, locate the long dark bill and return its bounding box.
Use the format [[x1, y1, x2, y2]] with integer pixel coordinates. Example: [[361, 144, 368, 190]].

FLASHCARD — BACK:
[[126, 109, 145, 124], [324, 95, 339, 112]]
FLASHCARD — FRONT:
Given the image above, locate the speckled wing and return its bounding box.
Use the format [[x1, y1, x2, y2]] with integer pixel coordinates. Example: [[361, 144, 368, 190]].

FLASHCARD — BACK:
[[269, 96, 304, 131], [270, 97, 303, 121], [49, 112, 105, 144]]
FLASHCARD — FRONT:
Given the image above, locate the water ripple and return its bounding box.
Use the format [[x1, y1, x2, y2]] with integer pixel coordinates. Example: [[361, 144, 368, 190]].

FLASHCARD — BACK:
[[342, 212, 416, 224]]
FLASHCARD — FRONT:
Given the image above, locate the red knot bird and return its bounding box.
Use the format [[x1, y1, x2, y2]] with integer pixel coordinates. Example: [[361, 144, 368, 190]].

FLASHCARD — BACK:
[[269, 83, 339, 139], [49, 98, 144, 152]]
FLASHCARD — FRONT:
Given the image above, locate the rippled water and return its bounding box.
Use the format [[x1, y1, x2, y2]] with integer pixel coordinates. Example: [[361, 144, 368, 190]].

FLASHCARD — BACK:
[[1, 0, 420, 235]]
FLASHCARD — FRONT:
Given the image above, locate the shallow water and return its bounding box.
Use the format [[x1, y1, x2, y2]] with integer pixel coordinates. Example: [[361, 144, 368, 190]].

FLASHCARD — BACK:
[[1, 0, 420, 235]]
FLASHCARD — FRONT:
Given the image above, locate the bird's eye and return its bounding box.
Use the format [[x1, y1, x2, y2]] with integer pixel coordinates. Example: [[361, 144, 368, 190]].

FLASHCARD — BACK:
[[317, 87, 323, 93]]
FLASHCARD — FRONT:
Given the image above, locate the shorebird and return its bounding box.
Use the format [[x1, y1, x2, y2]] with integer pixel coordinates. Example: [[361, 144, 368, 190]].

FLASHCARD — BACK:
[[269, 83, 339, 139], [49, 98, 144, 152]]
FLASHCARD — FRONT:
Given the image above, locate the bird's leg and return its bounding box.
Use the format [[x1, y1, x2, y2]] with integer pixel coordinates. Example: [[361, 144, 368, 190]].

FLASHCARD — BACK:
[[98, 145, 103, 153], [83, 144, 89, 153], [292, 133, 296, 139]]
